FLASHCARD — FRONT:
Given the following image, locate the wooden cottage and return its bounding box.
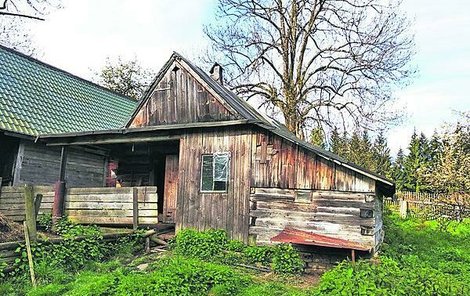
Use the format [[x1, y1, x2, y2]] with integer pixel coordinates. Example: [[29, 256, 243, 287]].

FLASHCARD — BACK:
[[0, 45, 137, 187], [41, 52, 394, 253]]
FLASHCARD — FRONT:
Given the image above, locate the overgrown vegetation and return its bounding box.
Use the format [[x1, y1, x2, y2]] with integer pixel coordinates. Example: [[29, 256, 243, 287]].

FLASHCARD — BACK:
[[0, 217, 144, 295], [1, 214, 469, 295], [312, 213, 470, 295], [172, 228, 304, 274]]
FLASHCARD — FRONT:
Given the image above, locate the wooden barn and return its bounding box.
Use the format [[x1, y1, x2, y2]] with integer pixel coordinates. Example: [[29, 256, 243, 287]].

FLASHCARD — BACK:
[[40, 52, 394, 253], [0, 45, 137, 187]]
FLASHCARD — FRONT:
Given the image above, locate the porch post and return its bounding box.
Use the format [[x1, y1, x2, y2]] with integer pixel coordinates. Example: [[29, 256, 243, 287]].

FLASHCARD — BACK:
[[52, 146, 68, 227]]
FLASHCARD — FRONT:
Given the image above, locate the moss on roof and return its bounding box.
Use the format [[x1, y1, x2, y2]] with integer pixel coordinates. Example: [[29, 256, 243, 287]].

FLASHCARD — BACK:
[[0, 45, 137, 136]]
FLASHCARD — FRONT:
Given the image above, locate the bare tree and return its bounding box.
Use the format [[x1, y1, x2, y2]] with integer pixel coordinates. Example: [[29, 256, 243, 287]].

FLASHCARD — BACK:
[[0, 0, 61, 55], [204, 0, 414, 139]]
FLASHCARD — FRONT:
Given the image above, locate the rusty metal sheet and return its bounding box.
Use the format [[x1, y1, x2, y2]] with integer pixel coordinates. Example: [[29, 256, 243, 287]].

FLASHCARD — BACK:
[[271, 227, 371, 252]]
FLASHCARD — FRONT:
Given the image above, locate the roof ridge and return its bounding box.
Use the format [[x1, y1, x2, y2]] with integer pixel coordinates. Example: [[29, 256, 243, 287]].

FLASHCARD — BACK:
[[0, 44, 136, 104]]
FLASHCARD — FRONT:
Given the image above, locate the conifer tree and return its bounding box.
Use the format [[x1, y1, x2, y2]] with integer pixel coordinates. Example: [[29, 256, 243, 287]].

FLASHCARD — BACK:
[[391, 148, 406, 191], [310, 127, 326, 149], [373, 130, 392, 178]]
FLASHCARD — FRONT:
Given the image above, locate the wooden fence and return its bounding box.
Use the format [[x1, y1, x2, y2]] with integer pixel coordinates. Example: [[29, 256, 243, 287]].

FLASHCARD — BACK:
[[384, 191, 470, 220], [0, 185, 158, 226]]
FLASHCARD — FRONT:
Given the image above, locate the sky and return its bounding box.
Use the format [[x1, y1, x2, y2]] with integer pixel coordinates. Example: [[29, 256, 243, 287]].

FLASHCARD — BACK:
[[16, 0, 470, 155]]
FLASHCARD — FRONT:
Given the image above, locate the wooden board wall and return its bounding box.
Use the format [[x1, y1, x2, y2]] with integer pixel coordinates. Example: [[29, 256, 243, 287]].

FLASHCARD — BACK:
[[0, 185, 54, 221], [130, 61, 240, 128], [251, 131, 376, 192], [65, 187, 158, 225], [176, 128, 252, 242], [249, 188, 379, 249], [0, 186, 158, 225], [15, 141, 106, 187]]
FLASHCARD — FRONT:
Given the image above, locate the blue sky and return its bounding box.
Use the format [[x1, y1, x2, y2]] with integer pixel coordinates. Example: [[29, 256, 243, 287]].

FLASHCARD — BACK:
[[25, 0, 470, 155]]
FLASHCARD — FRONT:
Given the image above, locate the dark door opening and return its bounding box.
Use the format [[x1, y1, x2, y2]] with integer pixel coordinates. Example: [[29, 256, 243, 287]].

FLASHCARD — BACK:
[[105, 141, 179, 224]]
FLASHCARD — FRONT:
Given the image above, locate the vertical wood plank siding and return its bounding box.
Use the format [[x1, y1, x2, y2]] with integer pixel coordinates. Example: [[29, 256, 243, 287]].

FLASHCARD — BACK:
[[176, 128, 252, 242], [251, 130, 376, 192], [129, 62, 240, 128], [16, 141, 106, 187]]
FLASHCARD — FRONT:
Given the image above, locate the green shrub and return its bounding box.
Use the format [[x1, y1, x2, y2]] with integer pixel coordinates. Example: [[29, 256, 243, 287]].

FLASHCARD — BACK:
[[11, 219, 106, 276], [240, 282, 306, 296], [271, 244, 304, 274], [243, 245, 273, 265], [37, 214, 52, 232], [27, 283, 69, 296], [173, 228, 228, 260], [226, 239, 246, 252], [174, 228, 305, 275]]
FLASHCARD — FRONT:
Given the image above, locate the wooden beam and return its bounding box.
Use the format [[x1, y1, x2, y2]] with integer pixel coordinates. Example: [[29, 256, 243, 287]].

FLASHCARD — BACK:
[[23, 222, 37, 288], [34, 194, 43, 219], [133, 187, 139, 230], [12, 141, 24, 185], [58, 146, 68, 182], [24, 185, 37, 242], [47, 135, 178, 146]]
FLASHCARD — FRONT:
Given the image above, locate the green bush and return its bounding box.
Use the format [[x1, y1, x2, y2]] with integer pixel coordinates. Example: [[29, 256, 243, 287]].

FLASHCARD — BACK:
[[173, 228, 305, 274], [11, 219, 109, 278], [240, 282, 306, 296], [242, 245, 273, 265], [173, 228, 228, 260], [37, 214, 52, 232], [271, 244, 304, 274]]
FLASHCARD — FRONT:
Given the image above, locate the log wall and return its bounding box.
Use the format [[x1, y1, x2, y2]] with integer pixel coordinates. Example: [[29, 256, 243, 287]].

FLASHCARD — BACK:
[[15, 141, 106, 187], [249, 188, 379, 250], [130, 61, 239, 128], [176, 128, 252, 242], [251, 131, 375, 192], [0, 186, 158, 225]]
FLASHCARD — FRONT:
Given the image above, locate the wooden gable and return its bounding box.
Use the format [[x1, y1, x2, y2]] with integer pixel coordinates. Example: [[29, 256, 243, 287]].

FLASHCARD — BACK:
[[128, 59, 241, 128]]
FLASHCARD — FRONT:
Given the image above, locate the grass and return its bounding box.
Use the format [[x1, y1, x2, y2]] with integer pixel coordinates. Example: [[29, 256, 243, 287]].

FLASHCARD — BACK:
[[1, 212, 469, 295]]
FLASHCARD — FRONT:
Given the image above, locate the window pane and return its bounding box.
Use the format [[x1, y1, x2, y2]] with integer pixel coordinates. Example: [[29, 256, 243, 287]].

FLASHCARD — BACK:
[[201, 155, 213, 191], [213, 180, 227, 191], [214, 154, 229, 181]]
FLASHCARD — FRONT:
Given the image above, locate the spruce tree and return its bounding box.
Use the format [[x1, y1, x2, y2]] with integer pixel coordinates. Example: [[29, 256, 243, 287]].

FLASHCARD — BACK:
[[373, 130, 392, 178], [310, 127, 326, 149], [391, 148, 406, 191]]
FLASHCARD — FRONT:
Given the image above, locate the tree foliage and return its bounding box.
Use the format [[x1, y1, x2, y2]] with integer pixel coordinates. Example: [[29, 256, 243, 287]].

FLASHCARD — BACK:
[[93, 57, 156, 100], [424, 123, 470, 194], [204, 0, 414, 139], [327, 128, 391, 178]]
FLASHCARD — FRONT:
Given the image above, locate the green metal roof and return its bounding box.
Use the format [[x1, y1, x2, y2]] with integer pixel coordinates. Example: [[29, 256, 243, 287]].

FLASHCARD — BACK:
[[0, 45, 137, 136]]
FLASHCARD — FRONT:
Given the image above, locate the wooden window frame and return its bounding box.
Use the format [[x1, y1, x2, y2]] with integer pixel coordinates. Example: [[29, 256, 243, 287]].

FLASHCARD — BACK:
[[200, 152, 230, 193]]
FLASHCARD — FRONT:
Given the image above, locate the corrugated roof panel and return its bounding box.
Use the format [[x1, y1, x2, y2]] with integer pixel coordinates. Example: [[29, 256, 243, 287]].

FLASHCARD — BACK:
[[271, 227, 371, 251], [0, 45, 138, 135]]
